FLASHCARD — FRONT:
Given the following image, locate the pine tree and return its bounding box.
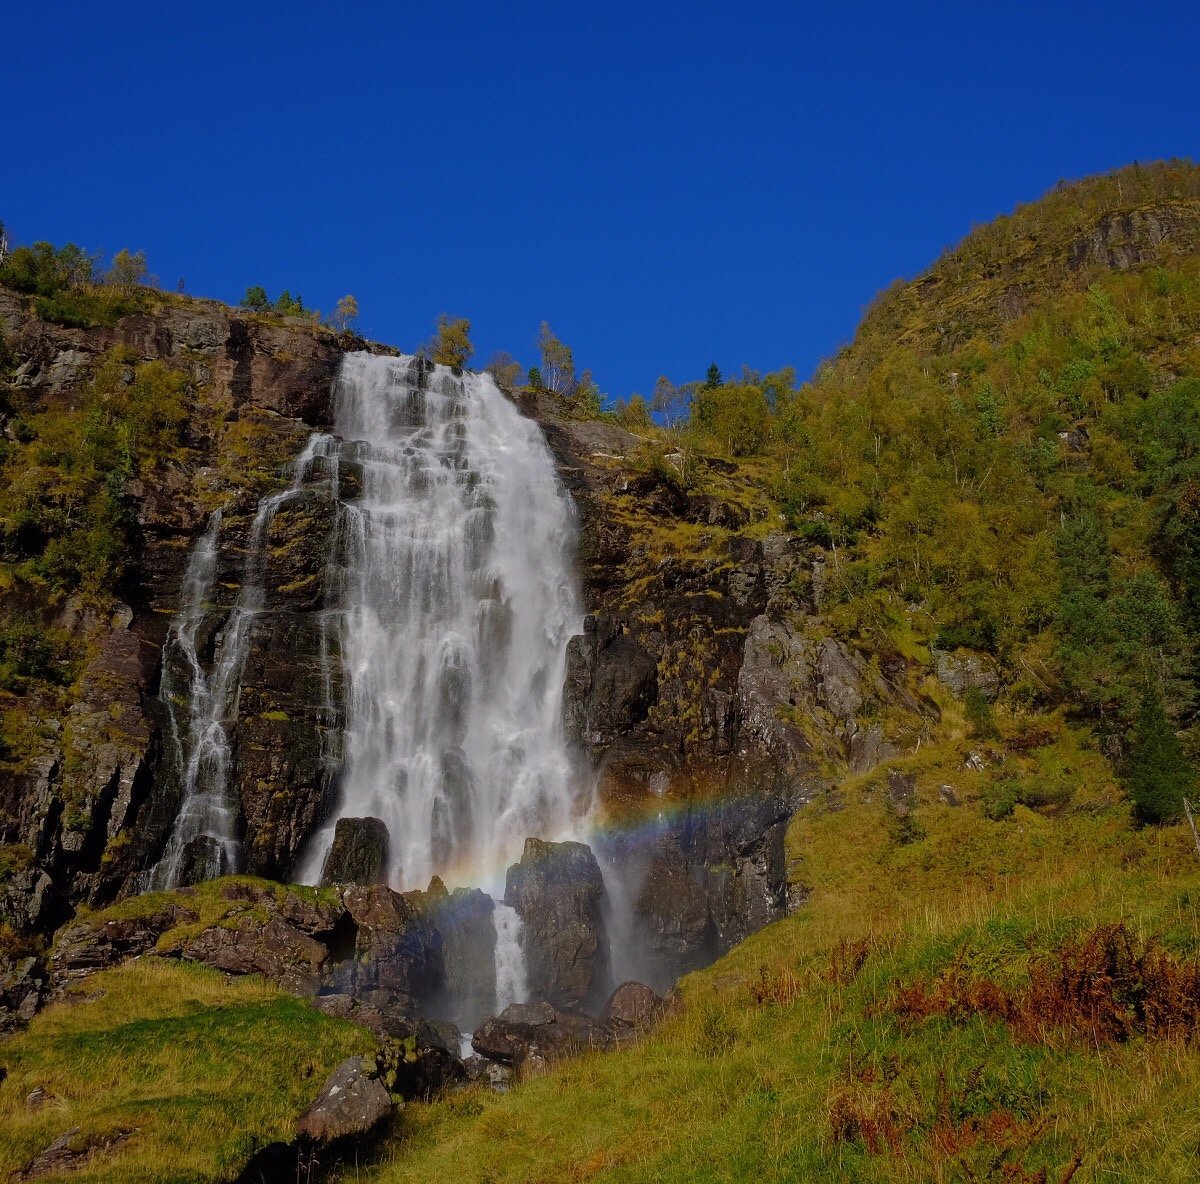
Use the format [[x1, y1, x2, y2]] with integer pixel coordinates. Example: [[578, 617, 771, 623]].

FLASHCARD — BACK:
[[705, 363, 723, 389], [1126, 686, 1194, 824]]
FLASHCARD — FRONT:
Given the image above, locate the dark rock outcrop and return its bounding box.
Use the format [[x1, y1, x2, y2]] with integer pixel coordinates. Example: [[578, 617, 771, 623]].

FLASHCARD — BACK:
[[471, 1000, 610, 1068], [0, 285, 394, 936], [0, 954, 48, 1032], [320, 817, 389, 887], [179, 914, 329, 996], [506, 839, 607, 1009], [426, 881, 497, 1029], [50, 906, 197, 991]]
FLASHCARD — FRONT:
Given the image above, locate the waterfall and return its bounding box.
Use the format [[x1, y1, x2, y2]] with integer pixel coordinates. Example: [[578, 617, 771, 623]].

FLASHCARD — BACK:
[[492, 902, 528, 1011], [150, 436, 333, 887], [300, 353, 587, 894]]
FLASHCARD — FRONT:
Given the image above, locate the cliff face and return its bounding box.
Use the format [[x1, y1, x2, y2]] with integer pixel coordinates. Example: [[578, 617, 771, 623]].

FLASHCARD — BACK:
[[0, 289, 388, 932], [517, 394, 933, 982], [0, 291, 922, 995]]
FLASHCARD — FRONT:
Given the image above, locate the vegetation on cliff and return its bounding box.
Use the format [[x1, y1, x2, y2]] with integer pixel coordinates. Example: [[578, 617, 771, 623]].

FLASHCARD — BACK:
[[587, 159, 1200, 819], [5, 161, 1200, 1181]]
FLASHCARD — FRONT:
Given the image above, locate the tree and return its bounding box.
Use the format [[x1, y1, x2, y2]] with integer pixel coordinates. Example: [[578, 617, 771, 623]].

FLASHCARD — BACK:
[[1126, 686, 1194, 824], [651, 376, 689, 426], [241, 285, 269, 311], [574, 368, 602, 416], [537, 322, 575, 394], [331, 294, 359, 332], [705, 363, 723, 389], [691, 381, 771, 456], [426, 314, 473, 369], [617, 393, 652, 430], [106, 249, 147, 291], [527, 365, 544, 389], [485, 350, 523, 391], [275, 291, 306, 316]]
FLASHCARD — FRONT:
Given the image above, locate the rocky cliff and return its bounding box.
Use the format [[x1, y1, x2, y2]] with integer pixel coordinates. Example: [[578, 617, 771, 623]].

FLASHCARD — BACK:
[[0, 287, 933, 1010]]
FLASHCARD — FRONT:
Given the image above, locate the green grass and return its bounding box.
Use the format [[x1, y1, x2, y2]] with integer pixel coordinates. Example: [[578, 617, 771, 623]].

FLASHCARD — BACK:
[[340, 732, 1200, 1184], [0, 958, 375, 1183]]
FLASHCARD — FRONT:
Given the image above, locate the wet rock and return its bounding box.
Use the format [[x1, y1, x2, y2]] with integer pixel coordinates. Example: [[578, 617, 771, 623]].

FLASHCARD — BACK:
[[177, 836, 226, 886], [342, 884, 443, 1002], [295, 1056, 393, 1144], [505, 839, 607, 1009], [601, 981, 666, 1032], [320, 817, 389, 886], [563, 617, 658, 748], [427, 884, 496, 1029], [471, 1001, 610, 1067]]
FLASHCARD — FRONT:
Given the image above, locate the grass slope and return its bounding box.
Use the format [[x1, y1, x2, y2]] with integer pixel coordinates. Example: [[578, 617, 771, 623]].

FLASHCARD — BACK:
[[0, 959, 374, 1183], [348, 725, 1200, 1184]]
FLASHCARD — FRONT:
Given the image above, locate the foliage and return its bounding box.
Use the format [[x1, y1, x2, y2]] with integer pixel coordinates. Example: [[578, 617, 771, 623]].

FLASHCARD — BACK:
[[1126, 686, 1194, 824], [635, 161, 1200, 765], [690, 380, 772, 456], [331, 293, 359, 331], [0, 347, 190, 600], [0, 238, 158, 329], [426, 314, 473, 368], [537, 321, 574, 393], [241, 284, 269, 310], [105, 248, 147, 290], [484, 350, 523, 390]]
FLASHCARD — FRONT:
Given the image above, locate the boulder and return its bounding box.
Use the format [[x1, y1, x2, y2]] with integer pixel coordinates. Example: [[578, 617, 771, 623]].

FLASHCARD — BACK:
[[471, 1001, 610, 1068], [312, 994, 463, 1099], [505, 838, 607, 1009], [932, 648, 1000, 701], [320, 817, 389, 886], [295, 1056, 392, 1144], [601, 981, 666, 1032]]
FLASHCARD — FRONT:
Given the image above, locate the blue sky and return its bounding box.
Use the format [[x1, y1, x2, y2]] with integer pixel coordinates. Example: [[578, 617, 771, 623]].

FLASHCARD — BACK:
[[3, 1, 1197, 397]]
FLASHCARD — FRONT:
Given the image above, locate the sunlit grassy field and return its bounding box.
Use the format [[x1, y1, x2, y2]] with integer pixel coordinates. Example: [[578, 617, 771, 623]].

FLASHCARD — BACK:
[[0, 959, 374, 1183], [346, 729, 1200, 1184]]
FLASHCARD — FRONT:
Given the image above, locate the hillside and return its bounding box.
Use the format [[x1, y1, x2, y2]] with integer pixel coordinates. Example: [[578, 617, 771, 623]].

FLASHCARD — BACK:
[[2, 160, 1200, 1183]]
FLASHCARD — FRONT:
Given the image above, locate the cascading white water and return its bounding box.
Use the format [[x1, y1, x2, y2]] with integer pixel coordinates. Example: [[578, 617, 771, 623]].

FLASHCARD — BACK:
[[151, 437, 333, 887], [301, 353, 587, 904], [492, 902, 529, 1011]]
